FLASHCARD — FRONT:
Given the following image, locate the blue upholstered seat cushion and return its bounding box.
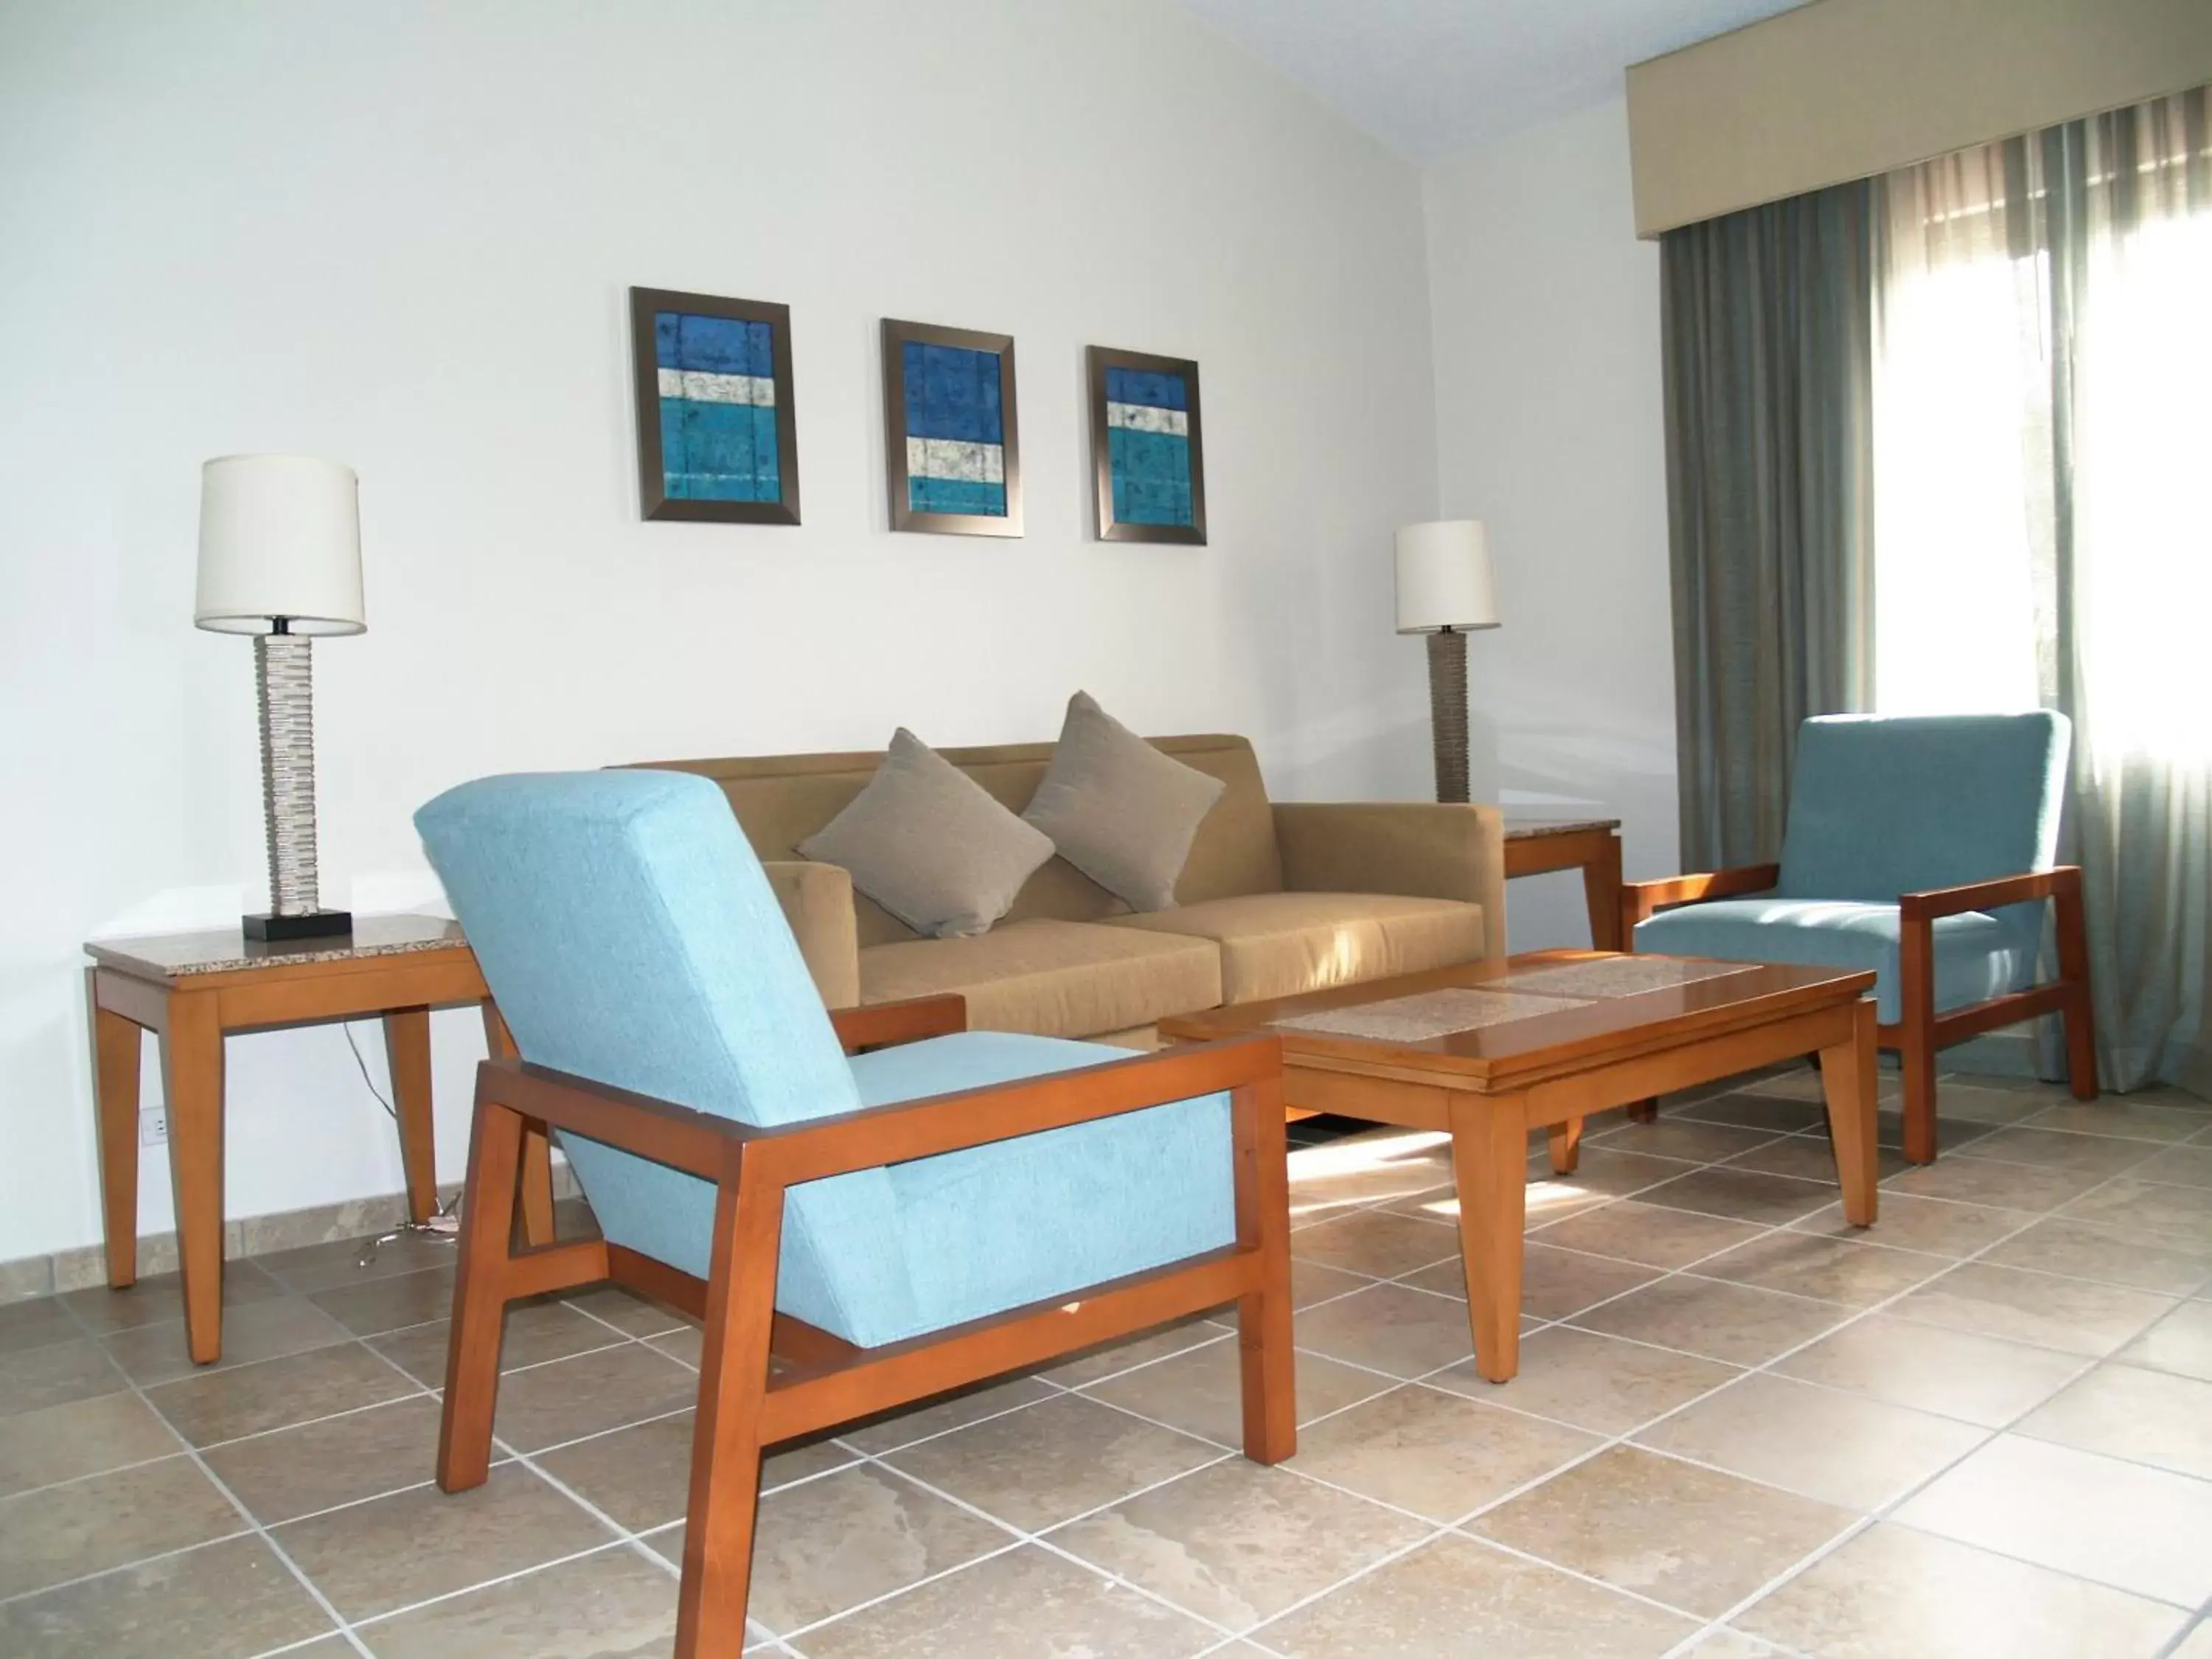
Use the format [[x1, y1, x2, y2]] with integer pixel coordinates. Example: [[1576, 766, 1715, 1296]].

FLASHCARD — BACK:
[[414, 771, 1232, 1352], [1633, 897, 2035, 1024], [548, 1031, 1234, 1349]]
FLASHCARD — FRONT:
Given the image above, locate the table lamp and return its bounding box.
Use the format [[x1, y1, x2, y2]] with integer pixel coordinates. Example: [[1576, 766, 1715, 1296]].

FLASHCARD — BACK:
[[1395, 519, 1498, 804], [195, 454, 364, 941]]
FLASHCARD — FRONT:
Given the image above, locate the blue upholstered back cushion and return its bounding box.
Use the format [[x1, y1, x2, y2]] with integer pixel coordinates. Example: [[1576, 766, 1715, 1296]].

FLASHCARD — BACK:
[[414, 773, 1237, 1351], [1777, 712, 2069, 903], [413, 771, 909, 1339]]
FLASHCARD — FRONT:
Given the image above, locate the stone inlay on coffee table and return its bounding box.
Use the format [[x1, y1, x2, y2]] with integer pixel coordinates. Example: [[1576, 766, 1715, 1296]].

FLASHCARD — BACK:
[[1276, 987, 1594, 1043], [1492, 957, 1757, 998]]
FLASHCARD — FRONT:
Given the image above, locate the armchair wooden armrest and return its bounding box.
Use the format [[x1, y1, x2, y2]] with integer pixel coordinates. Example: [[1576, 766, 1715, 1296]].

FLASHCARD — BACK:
[[445, 1025, 1296, 1659], [830, 992, 967, 1054], [1619, 863, 1781, 935], [478, 1029, 1280, 1186], [1898, 865, 2079, 922]]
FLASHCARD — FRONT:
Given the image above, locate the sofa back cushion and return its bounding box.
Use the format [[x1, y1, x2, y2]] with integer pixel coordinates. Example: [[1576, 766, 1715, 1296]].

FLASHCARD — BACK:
[[636, 734, 1284, 945], [1776, 712, 2070, 902]]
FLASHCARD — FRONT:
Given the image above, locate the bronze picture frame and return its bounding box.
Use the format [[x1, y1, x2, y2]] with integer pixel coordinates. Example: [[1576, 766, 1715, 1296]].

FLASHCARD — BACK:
[[1088, 345, 1206, 546], [882, 317, 1022, 538], [630, 286, 801, 525]]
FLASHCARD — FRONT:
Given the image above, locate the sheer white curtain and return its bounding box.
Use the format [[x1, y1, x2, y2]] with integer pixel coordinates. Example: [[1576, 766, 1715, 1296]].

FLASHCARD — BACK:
[[1872, 88, 2211, 1092]]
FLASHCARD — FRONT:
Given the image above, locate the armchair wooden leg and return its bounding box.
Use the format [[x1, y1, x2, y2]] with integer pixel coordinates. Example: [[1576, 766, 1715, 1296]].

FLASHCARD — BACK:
[[2055, 886, 2100, 1102], [1626, 1101, 1658, 1124], [676, 1155, 784, 1659], [438, 1094, 524, 1494], [1898, 922, 1939, 1164], [1232, 1074, 1295, 1465], [481, 1003, 557, 1245]]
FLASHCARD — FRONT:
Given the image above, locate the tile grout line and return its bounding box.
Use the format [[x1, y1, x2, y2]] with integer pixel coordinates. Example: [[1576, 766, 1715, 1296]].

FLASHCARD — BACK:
[[1221, 1098, 2197, 1649], [19, 1073, 2199, 1653], [44, 1290, 377, 1657], [738, 1085, 2192, 1651], [1648, 1144, 2211, 1652]]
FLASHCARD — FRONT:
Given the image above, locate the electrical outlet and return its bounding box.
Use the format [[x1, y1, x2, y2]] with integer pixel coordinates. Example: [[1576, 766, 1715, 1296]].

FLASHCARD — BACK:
[[139, 1107, 169, 1148]]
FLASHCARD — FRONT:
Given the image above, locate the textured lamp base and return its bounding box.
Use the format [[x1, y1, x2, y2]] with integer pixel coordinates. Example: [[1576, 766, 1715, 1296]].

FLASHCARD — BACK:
[[248, 630, 345, 942], [243, 909, 355, 943], [1427, 627, 1470, 804]]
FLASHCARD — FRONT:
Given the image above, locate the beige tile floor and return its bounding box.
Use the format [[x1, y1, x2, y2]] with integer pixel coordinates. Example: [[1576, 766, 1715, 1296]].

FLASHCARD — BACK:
[[3, 1068, 2211, 1657]]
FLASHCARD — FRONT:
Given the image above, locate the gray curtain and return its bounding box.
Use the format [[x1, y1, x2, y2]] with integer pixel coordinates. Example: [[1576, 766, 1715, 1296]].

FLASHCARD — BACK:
[[1878, 88, 2210, 1094], [1660, 183, 1877, 871]]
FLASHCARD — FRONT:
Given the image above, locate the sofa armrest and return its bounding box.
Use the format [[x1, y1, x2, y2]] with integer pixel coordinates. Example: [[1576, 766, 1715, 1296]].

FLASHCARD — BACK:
[[762, 860, 860, 1009], [1273, 802, 1506, 960]]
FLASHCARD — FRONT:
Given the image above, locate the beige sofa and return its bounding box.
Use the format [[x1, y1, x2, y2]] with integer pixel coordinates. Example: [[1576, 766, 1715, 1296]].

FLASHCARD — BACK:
[[632, 734, 1506, 1045]]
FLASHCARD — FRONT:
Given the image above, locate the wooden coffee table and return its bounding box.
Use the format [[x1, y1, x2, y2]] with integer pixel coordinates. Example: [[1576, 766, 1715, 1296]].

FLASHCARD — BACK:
[[1161, 951, 1879, 1383]]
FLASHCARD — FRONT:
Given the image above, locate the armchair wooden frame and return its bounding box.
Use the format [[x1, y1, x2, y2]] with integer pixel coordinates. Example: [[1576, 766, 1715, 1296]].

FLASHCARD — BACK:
[[1620, 865, 2098, 1161], [435, 992, 1295, 1658]]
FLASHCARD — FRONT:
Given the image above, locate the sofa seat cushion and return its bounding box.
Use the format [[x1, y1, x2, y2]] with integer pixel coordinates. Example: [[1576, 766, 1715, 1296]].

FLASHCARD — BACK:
[[859, 919, 1222, 1039], [1632, 897, 2035, 1024], [1105, 892, 1487, 1004]]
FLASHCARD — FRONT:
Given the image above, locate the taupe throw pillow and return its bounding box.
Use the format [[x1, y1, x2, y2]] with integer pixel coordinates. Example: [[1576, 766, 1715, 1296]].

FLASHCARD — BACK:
[[1023, 692, 1225, 911], [798, 728, 1053, 939]]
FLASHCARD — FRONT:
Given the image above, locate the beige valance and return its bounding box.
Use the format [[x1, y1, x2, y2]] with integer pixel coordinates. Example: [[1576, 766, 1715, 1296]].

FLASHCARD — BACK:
[[1626, 0, 2212, 238]]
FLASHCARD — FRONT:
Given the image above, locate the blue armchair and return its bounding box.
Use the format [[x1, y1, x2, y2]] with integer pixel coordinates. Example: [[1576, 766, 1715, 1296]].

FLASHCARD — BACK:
[[414, 771, 1293, 1657], [1624, 712, 2097, 1161]]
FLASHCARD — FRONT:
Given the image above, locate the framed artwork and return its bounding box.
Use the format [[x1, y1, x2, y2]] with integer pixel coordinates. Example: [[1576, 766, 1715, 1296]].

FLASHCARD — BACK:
[[630, 286, 800, 524], [882, 318, 1022, 538], [1088, 346, 1206, 544]]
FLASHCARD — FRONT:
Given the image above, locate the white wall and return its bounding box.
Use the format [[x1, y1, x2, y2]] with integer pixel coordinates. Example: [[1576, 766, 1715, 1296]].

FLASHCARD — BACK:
[[1422, 99, 1679, 948], [0, 0, 1441, 1265]]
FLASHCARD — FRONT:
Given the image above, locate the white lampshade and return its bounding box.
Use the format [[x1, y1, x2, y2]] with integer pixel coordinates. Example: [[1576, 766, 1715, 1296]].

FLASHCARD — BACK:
[[195, 454, 365, 636], [1394, 519, 1498, 634]]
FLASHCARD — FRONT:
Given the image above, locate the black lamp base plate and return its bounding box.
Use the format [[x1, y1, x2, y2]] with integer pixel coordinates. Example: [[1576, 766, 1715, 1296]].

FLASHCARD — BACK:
[[244, 910, 355, 942]]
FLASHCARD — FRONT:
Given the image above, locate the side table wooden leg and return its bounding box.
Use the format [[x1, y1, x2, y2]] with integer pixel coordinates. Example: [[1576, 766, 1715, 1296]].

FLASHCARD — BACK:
[[1583, 832, 1624, 951], [483, 1002, 556, 1245], [1820, 1003, 1880, 1227], [383, 1007, 437, 1225], [1450, 1097, 1528, 1382], [88, 970, 144, 1290], [161, 992, 226, 1366]]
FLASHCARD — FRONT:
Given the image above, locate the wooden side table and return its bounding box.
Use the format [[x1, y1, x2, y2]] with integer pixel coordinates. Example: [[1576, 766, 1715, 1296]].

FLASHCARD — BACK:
[[85, 914, 553, 1365], [1503, 818, 1624, 950]]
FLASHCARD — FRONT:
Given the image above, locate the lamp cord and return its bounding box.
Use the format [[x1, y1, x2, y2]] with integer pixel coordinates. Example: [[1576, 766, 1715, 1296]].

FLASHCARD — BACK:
[[340, 1023, 461, 1262]]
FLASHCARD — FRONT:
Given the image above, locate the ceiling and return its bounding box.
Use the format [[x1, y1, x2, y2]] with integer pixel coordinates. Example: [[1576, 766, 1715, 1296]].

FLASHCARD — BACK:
[[1180, 0, 1805, 161]]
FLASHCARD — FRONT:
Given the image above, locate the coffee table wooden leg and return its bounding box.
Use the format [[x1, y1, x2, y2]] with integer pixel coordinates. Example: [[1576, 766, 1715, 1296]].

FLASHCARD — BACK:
[[161, 991, 226, 1366], [384, 1007, 437, 1225], [482, 1001, 556, 1245], [1546, 1116, 1582, 1176], [1820, 1002, 1879, 1227], [1450, 1098, 1528, 1382]]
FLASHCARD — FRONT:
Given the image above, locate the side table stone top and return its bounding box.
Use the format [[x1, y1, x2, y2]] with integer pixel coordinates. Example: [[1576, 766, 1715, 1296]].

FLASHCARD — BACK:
[[1503, 817, 1621, 840], [86, 914, 467, 980]]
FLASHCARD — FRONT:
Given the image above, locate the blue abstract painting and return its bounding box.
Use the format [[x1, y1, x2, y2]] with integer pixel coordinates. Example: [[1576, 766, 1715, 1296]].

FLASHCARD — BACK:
[[1105, 364, 1196, 529], [901, 341, 1007, 517], [655, 310, 782, 503]]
